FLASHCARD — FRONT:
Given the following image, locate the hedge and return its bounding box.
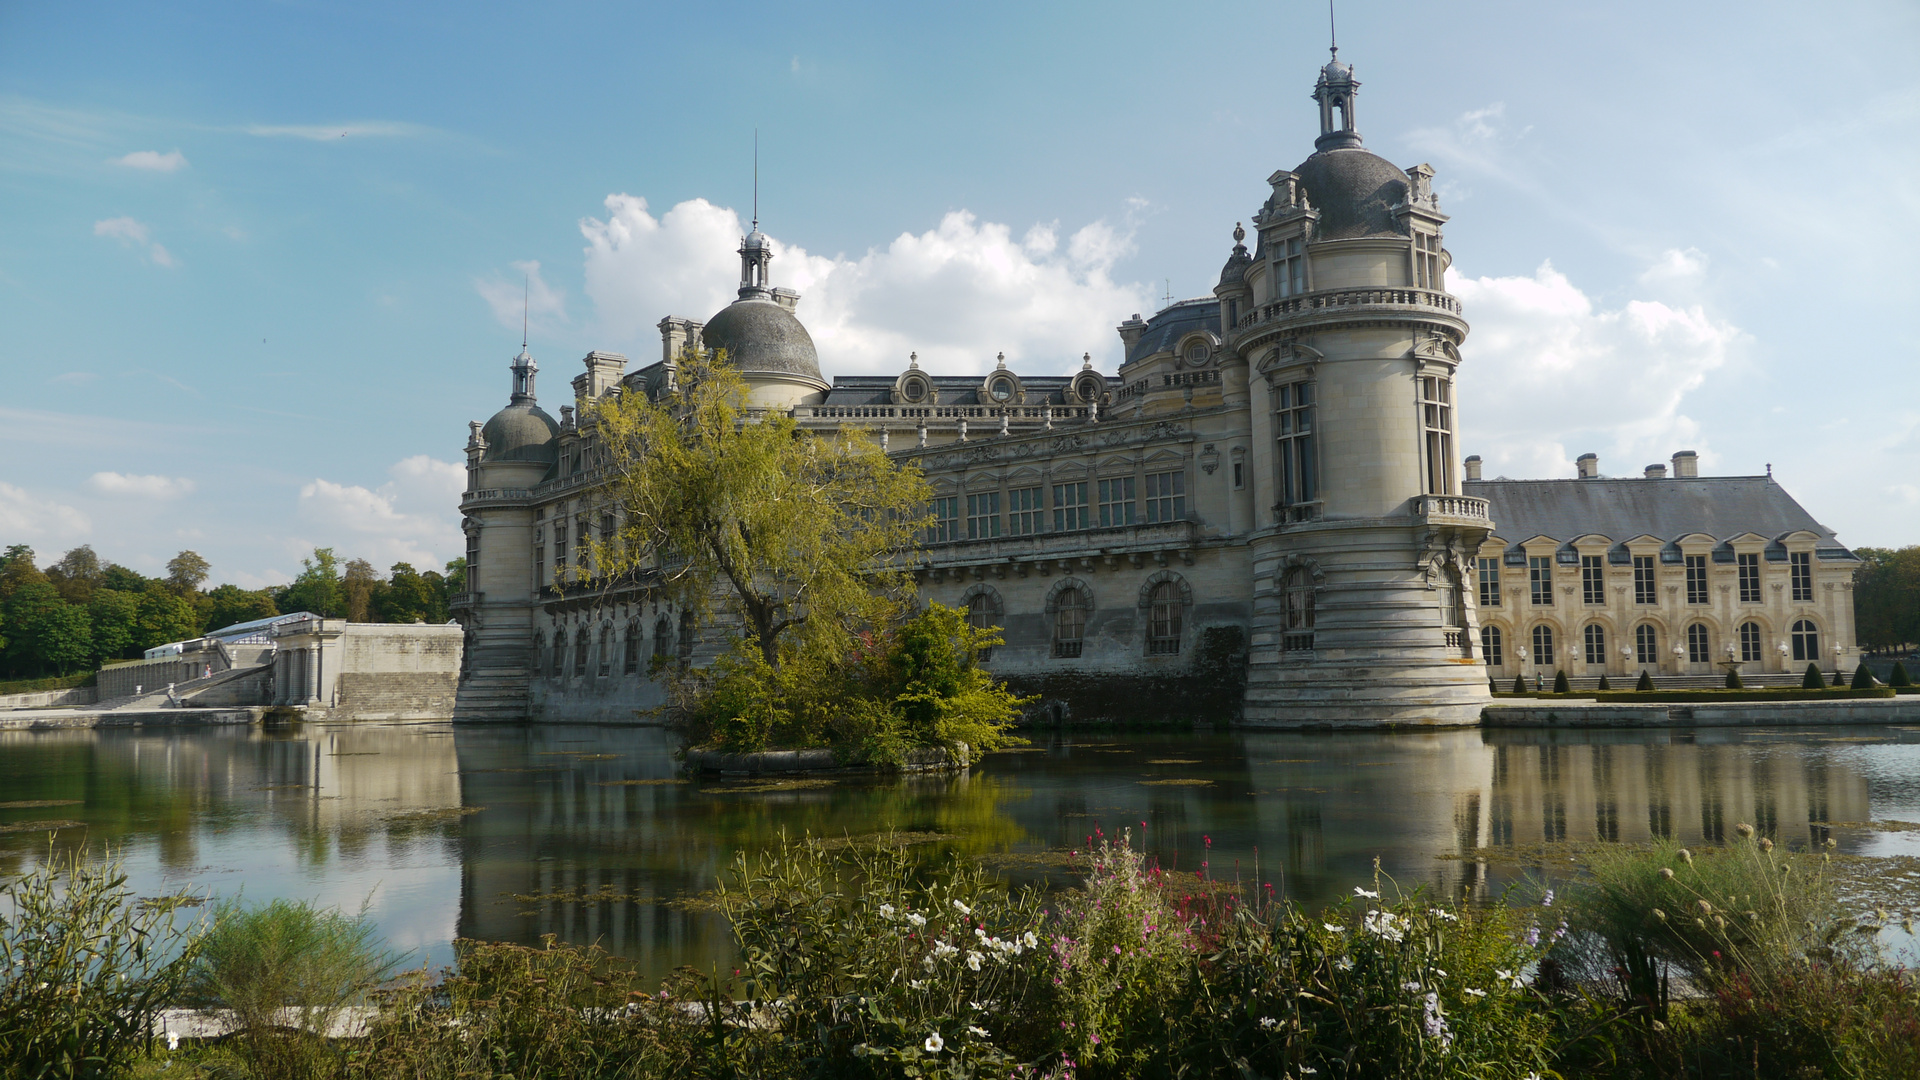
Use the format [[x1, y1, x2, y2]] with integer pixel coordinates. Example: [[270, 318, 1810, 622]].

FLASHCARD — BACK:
[[0, 672, 95, 696]]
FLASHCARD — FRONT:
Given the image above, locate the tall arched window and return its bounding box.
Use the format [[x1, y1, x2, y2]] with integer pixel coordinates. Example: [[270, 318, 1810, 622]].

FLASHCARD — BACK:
[[677, 611, 695, 664], [653, 618, 671, 661], [624, 620, 641, 675], [1053, 589, 1087, 658], [1791, 619, 1819, 662], [533, 631, 546, 676], [1480, 625, 1503, 667], [1439, 567, 1465, 627], [966, 592, 1002, 663], [574, 631, 589, 677], [1584, 623, 1606, 667], [1531, 624, 1554, 666], [550, 630, 566, 678], [1686, 623, 1710, 665], [1739, 621, 1761, 664], [1635, 624, 1658, 666], [597, 625, 612, 678], [1147, 581, 1183, 656], [1283, 567, 1315, 652]]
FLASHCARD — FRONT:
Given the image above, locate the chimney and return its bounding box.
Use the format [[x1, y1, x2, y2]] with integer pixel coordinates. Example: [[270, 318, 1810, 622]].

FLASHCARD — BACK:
[[1644, 463, 1667, 479], [1576, 453, 1599, 479], [1671, 450, 1699, 478], [576, 351, 628, 399], [1463, 455, 1482, 481], [771, 287, 801, 312], [1117, 313, 1148, 352], [657, 316, 704, 364]]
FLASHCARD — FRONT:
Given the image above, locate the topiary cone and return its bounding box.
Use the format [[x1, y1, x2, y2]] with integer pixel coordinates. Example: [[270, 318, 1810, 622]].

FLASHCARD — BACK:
[[1803, 662, 1826, 689], [1636, 669, 1655, 691], [1512, 674, 1527, 695], [1552, 669, 1570, 693], [1597, 674, 1611, 691], [1892, 661, 1912, 688], [1725, 668, 1744, 689], [1851, 663, 1877, 689]]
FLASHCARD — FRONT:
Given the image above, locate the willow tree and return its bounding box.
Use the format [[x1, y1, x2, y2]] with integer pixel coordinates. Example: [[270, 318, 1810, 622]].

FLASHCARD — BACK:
[[584, 350, 931, 671]]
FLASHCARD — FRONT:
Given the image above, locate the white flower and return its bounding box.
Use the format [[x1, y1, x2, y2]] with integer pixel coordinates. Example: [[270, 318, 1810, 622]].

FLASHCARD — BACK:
[[924, 1032, 945, 1053], [966, 950, 984, 971], [907, 913, 927, 928], [1429, 908, 1459, 922], [1464, 988, 1486, 998], [1323, 923, 1345, 933], [1258, 1016, 1279, 1029], [1334, 955, 1355, 972], [1434, 968, 1448, 978], [1354, 887, 1380, 899], [952, 900, 973, 916], [969, 1000, 985, 1011], [933, 940, 959, 958], [1402, 980, 1423, 992], [1022, 930, 1039, 948], [910, 979, 926, 989], [1495, 967, 1525, 990], [1363, 910, 1407, 943], [165, 1032, 180, 1052], [879, 903, 896, 919], [922, 955, 937, 973], [968, 1025, 990, 1038], [1300, 1069, 1318, 1076]]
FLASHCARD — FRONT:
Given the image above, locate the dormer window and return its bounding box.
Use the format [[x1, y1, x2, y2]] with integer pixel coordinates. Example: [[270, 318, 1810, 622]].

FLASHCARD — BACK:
[[1185, 342, 1209, 364], [988, 376, 1015, 403], [1414, 232, 1443, 289], [1276, 235, 1306, 297]]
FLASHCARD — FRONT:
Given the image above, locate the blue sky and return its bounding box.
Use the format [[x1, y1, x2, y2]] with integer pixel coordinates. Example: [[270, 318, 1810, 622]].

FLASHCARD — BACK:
[[2, 0, 1917, 586]]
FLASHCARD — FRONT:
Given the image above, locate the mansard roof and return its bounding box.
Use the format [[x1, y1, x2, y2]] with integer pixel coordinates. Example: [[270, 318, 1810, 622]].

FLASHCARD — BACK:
[[819, 372, 1115, 408], [1467, 476, 1855, 559], [1125, 297, 1220, 365]]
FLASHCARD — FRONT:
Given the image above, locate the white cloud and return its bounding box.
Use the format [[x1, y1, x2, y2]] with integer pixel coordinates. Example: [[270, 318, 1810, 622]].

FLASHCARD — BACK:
[[475, 259, 568, 334], [242, 121, 430, 141], [1638, 247, 1709, 288], [1451, 260, 1745, 482], [296, 456, 465, 569], [113, 149, 187, 172], [93, 216, 176, 267], [578, 194, 1152, 374], [0, 481, 90, 540], [87, 472, 196, 499]]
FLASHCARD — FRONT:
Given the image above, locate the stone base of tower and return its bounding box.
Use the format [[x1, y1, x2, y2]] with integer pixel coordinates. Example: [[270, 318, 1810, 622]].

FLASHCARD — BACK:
[[451, 604, 535, 722], [1239, 515, 1493, 727]]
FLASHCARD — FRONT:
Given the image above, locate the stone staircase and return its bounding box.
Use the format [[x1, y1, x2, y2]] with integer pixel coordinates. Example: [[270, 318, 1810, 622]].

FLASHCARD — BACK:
[[452, 665, 532, 722], [88, 663, 270, 711]]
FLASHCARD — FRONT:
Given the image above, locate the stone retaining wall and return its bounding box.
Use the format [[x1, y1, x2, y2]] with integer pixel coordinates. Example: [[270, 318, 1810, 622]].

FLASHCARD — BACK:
[[1483, 698, 1920, 727]]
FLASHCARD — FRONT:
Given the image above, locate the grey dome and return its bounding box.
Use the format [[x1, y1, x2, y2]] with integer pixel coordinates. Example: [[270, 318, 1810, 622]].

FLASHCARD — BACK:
[[480, 402, 559, 465], [1292, 148, 1410, 241], [702, 297, 823, 383]]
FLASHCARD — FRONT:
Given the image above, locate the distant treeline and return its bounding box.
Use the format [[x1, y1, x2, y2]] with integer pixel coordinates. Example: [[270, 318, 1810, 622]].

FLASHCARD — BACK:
[[1853, 546, 1920, 653], [0, 544, 465, 680]]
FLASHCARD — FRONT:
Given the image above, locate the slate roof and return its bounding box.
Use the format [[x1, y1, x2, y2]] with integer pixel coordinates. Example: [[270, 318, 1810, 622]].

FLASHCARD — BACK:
[[1125, 298, 1221, 365], [819, 373, 1107, 408], [1466, 477, 1855, 560], [1289, 147, 1412, 241], [703, 297, 822, 383]]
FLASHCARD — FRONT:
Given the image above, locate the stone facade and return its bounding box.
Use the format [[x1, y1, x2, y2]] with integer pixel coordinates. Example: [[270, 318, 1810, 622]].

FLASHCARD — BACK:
[[269, 619, 463, 721], [450, 50, 1856, 726]]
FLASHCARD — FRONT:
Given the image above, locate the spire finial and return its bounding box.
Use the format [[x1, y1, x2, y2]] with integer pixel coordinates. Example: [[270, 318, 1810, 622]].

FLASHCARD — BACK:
[[521, 273, 529, 349], [1328, 0, 1337, 61], [752, 129, 759, 232]]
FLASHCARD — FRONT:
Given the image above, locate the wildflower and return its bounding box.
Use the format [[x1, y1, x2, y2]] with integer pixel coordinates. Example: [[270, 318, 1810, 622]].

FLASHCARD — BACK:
[[967, 951, 984, 971], [908, 912, 927, 928], [952, 900, 973, 916], [970, 1000, 985, 1011], [1464, 988, 1486, 998], [910, 979, 926, 989], [1259, 1016, 1279, 1029], [1023, 930, 1039, 948], [1354, 887, 1380, 899], [1660, 867, 1675, 879], [969, 1025, 990, 1037], [1422, 991, 1453, 1048], [1541, 889, 1555, 908], [879, 903, 896, 919], [1300, 1069, 1318, 1076], [1696, 899, 1713, 915], [1736, 822, 1755, 838], [1652, 908, 1667, 921], [1363, 910, 1407, 942], [1496, 968, 1523, 989], [1324, 922, 1345, 933], [1678, 848, 1693, 864], [1430, 908, 1459, 922], [1334, 955, 1354, 971], [1402, 980, 1423, 992], [1759, 837, 1774, 852], [1090, 1034, 1102, 1045], [923, 956, 937, 973], [1434, 968, 1448, 977], [166, 1032, 180, 1052], [1523, 925, 1540, 947], [924, 1033, 945, 1053]]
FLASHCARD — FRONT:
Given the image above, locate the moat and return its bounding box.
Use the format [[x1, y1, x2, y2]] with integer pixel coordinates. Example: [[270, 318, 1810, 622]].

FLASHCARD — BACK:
[[3, 721, 1916, 979]]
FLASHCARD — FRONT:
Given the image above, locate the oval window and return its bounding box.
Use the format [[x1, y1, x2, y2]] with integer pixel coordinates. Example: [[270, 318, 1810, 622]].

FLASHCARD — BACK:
[[989, 378, 1014, 402]]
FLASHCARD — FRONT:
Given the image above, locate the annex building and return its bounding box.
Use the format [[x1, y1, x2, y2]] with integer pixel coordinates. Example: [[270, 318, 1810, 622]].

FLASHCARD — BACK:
[[449, 51, 1860, 726]]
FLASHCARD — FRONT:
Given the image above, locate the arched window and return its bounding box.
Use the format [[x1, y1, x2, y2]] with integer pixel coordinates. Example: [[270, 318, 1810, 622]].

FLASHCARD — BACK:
[[1584, 623, 1606, 667], [1635, 624, 1658, 666], [1739, 622, 1761, 664], [1791, 619, 1819, 662], [1147, 581, 1183, 655], [550, 630, 566, 678], [1480, 625, 1503, 667], [532, 631, 546, 676], [1531, 624, 1554, 666], [1686, 623, 1710, 665], [965, 591, 1002, 663], [624, 620, 641, 674], [574, 631, 589, 677], [597, 625, 612, 677], [1283, 567, 1315, 652], [1439, 567, 1465, 628], [677, 611, 695, 664], [1053, 588, 1087, 659]]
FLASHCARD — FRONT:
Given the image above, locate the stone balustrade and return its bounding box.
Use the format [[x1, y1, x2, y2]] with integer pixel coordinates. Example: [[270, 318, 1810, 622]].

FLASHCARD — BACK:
[[1236, 286, 1461, 330], [1413, 494, 1491, 522]]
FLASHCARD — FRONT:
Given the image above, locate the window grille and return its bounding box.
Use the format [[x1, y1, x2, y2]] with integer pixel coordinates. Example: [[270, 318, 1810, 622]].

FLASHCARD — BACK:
[[1144, 471, 1185, 523], [1275, 381, 1316, 509], [1737, 553, 1761, 602], [1053, 482, 1089, 532], [1283, 567, 1315, 653], [966, 492, 1001, 540], [1414, 231, 1443, 289], [1633, 556, 1656, 604], [1531, 624, 1554, 666], [1097, 477, 1135, 527], [550, 630, 566, 677], [1529, 556, 1553, 606], [1420, 377, 1453, 495], [1053, 590, 1087, 658], [1687, 623, 1710, 664], [966, 596, 1001, 663], [1481, 625, 1503, 666], [1147, 581, 1182, 655], [573, 632, 588, 677], [1790, 552, 1813, 601], [1584, 623, 1606, 666], [597, 626, 611, 677], [1477, 557, 1501, 607], [927, 496, 960, 543], [1635, 624, 1658, 665], [624, 622, 640, 675], [1581, 555, 1605, 605], [1007, 487, 1043, 535], [677, 612, 695, 664], [1685, 555, 1708, 604], [1275, 234, 1305, 296], [1791, 619, 1819, 662], [1739, 621, 1761, 663]]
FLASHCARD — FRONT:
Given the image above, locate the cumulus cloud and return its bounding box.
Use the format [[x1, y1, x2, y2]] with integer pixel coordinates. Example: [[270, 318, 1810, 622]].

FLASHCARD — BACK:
[[1451, 260, 1744, 482], [475, 259, 568, 334], [93, 216, 175, 267], [87, 472, 196, 499], [0, 481, 91, 540], [114, 149, 187, 172], [296, 456, 466, 569], [579, 194, 1152, 374]]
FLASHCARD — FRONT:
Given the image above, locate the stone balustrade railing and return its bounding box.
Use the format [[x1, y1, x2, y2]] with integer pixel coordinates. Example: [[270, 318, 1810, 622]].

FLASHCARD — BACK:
[[1236, 287, 1461, 330], [1413, 494, 1491, 522]]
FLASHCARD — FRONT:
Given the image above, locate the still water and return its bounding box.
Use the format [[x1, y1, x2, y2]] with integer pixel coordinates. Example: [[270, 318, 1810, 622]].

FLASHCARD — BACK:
[[2, 722, 1917, 979]]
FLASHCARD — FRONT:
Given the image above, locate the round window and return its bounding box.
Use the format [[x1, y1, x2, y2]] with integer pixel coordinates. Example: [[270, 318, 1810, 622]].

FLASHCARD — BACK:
[[902, 377, 927, 402], [989, 378, 1015, 402]]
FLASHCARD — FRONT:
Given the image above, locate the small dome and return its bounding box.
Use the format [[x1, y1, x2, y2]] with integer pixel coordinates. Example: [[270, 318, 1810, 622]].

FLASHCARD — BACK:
[[1322, 59, 1353, 82], [742, 227, 770, 251], [1218, 222, 1252, 287], [702, 297, 824, 383], [480, 402, 559, 465], [1291, 148, 1410, 241]]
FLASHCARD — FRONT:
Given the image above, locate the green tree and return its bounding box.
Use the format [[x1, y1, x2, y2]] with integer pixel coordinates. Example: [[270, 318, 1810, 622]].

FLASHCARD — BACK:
[[279, 548, 344, 617], [165, 550, 211, 596], [1853, 546, 1920, 651], [133, 583, 201, 652], [342, 558, 381, 622], [442, 557, 466, 597], [87, 588, 141, 664], [0, 545, 46, 604], [587, 349, 930, 671], [99, 563, 148, 593], [3, 580, 93, 676], [203, 584, 278, 632], [46, 545, 104, 605], [378, 562, 439, 623]]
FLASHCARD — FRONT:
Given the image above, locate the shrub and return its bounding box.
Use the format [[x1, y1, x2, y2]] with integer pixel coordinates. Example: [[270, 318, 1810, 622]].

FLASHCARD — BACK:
[[1552, 670, 1570, 693], [1512, 674, 1527, 694], [1637, 669, 1655, 691], [1596, 674, 1611, 691], [1803, 662, 1826, 689], [1726, 667, 1744, 689], [1489, 676, 1498, 694], [1892, 661, 1913, 687], [0, 846, 204, 1080], [1851, 663, 1877, 689]]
